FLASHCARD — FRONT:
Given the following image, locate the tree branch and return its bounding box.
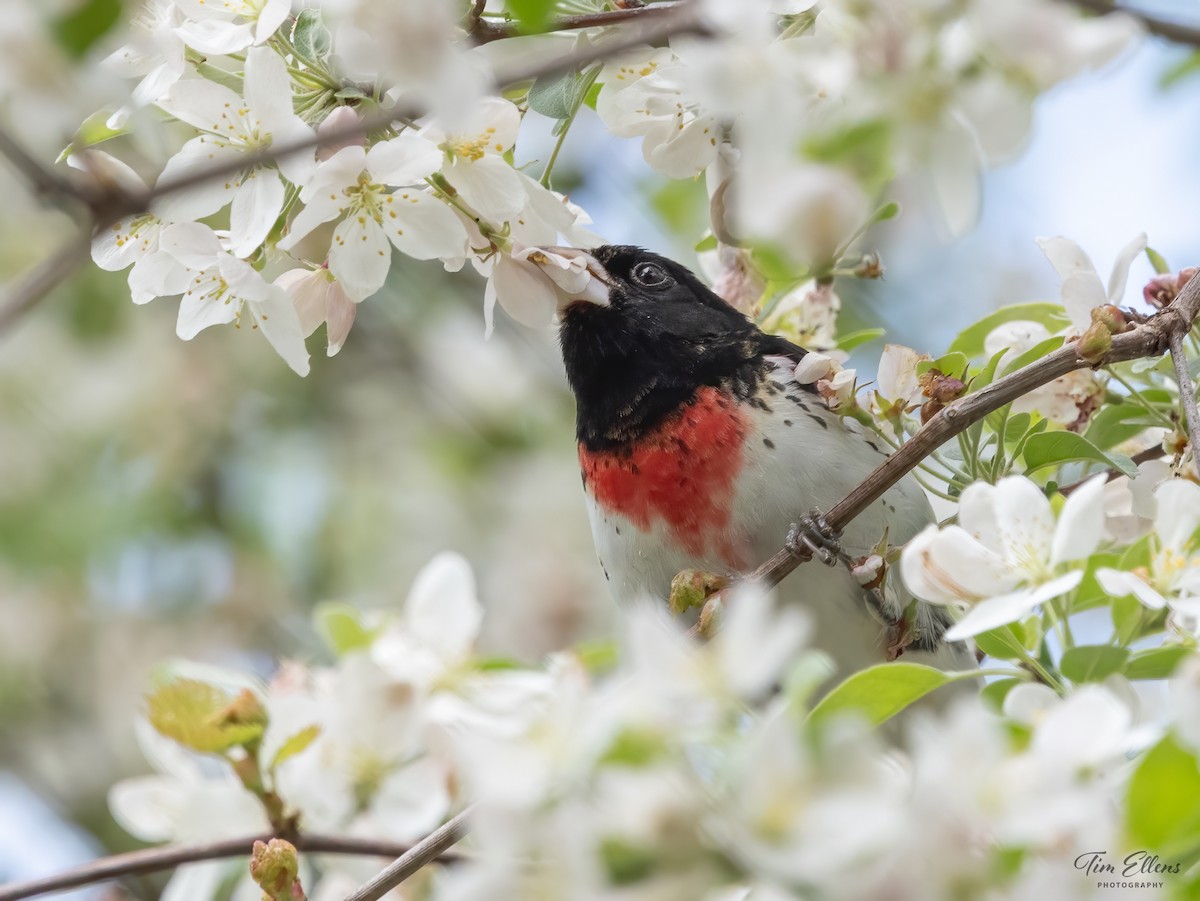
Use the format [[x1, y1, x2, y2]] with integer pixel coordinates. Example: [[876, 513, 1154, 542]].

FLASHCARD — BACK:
[[1067, 0, 1200, 47], [1168, 330, 1200, 478], [342, 808, 472, 901], [0, 232, 92, 334], [749, 272, 1200, 591], [0, 833, 461, 901], [470, 1, 688, 43]]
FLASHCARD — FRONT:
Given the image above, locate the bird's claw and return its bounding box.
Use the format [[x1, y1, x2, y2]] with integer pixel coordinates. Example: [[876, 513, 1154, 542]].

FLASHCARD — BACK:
[[787, 511, 844, 567]]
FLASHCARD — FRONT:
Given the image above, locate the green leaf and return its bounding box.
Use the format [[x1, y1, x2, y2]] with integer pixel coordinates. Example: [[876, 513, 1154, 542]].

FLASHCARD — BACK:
[[52, 0, 121, 58], [1126, 735, 1200, 849], [599, 837, 657, 886], [529, 66, 598, 121], [147, 680, 265, 754], [1073, 552, 1125, 611], [600, 728, 668, 768], [56, 111, 128, 163], [835, 328, 886, 352], [1022, 431, 1136, 476], [1126, 647, 1193, 681], [980, 677, 1023, 712], [807, 663, 951, 728], [916, 351, 969, 380], [1060, 645, 1130, 683], [998, 335, 1064, 377], [507, 0, 557, 33], [195, 61, 244, 94], [1161, 51, 1200, 89], [973, 624, 1027, 661], [803, 120, 894, 190], [693, 233, 718, 253], [292, 9, 332, 64], [1146, 246, 1172, 275], [583, 81, 602, 110], [575, 639, 619, 675], [314, 603, 380, 656], [948, 303, 1072, 358], [269, 724, 321, 770], [1086, 403, 1163, 450]]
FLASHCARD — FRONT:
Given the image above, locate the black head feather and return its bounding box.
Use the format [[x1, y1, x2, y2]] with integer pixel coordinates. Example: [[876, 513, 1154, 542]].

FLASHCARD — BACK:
[[558, 245, 811, 451]]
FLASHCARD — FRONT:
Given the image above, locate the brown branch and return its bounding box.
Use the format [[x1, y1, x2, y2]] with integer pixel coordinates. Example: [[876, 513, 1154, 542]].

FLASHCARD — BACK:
[[342, 808, 472, 901], [1168, 330, 1200, 478], [0, 6, 706, 334], [1068, 0, 1200, 47], [749, 272, 1200, 591], [470, 1, 688, 43], [0, 833, 461, 901], [1058, 445, 1166, 495], [0, 232, 92, 334]]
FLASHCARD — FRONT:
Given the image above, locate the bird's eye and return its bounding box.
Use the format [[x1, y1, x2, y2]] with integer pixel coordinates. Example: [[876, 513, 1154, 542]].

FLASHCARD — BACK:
[[630, 261, 670, 288]]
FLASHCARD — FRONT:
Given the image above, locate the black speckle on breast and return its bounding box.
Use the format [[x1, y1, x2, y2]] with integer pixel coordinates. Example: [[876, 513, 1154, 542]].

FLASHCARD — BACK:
[[763, 437, 775, 449], [806, 413, 828, 430]]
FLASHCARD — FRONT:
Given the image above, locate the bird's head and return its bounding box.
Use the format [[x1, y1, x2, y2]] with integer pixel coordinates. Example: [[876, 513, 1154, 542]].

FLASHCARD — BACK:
[[532, 245, 773, 449]]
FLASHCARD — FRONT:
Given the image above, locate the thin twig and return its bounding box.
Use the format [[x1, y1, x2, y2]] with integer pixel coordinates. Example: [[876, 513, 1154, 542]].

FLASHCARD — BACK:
[[750, 272, 1200, 590], [1058, 445, 1166, 495], [470, 1, 688, 43], [1067, 0, 1200, 47], [0, 232, 92, 334], [0, 833, 459, 901], [0, 128, 79, 204], [342, 808, 472, 901], [1168, 329, 1200, 478]]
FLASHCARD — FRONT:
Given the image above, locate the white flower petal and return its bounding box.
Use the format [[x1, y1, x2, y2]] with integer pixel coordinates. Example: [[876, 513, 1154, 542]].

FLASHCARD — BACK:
[[1036, 235, 1095, 281], [490, 255, 558, 329], [928, 115, 981, 237], [276, 268, 329, 337], [900, 524, 1018, 605], [1106, 232, 1148, 304], [386, 192, 469, 261], [403, 551, 482, 663], [228, 169, 284, 258], [249, 290, 311, 376], [129, 251, 191, 303], [218, 253, 272, 303], [366, 132, 444, 186], [159, 221, 222, 269], [252, 0, 290, 43], [243, 46, 294, 134], [174, 19, 255, 54], [991, 476, 1055, 570], [1154, 479, 1200, 553], [329, 216, 391, 301], [944, 571, 1083, 640], [956, 481, 1003, 552], [155, 138, 241, 222], [1060, 270, 1107, 331], [1051, 474, 1107, 565], [443, 154, 527, 220], [158, 77, 243, 132], [108, 776, 185, 842], [1097, 568, 1167, 610], [176, 275, 240, 339], [324, 281, 356, 356]]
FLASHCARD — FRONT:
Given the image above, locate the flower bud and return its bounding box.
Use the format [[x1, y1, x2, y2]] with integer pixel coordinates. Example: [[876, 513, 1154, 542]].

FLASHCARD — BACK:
[[1143, 267, 1198, 309], [250, 839, 305, 901], [1075, 321, 1112, 363], [669, 569, 729, 614], [1090, 304, 1128, 334], [851, 554, 885, 590], [210, 688, 268, 730], [918, 369, 966, 405], [853, 252, 884, 279]]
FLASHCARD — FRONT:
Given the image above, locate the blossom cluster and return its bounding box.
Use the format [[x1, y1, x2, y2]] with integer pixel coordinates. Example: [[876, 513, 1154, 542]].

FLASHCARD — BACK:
[[74, 0, 1141, 373], [115, 538, 1200, 900]]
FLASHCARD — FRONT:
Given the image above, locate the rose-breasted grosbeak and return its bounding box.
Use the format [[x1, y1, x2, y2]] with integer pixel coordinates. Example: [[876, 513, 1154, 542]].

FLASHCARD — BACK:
[[541, 245, 973, 674]]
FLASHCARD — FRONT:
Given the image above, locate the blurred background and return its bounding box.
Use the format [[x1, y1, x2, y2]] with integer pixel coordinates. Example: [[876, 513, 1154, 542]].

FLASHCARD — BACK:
[[1, 9, 1199, 894]]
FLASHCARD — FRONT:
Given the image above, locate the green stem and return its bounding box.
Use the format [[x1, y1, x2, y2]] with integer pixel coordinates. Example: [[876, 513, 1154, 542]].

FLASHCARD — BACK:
[[539, 66, 600, 188], [1107, 367, 1177, 429]]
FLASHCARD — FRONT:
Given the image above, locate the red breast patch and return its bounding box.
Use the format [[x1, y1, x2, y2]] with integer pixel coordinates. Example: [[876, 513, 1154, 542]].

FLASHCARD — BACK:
[[579, 386, 749, 563]]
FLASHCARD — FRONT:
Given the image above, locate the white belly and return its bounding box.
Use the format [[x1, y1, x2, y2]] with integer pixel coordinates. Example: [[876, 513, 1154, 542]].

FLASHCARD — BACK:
[[584, 364, 966, 676]]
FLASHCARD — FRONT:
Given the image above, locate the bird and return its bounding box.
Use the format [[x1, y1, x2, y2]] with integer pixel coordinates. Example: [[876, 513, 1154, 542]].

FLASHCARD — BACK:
[[540, 244, 974, 676]]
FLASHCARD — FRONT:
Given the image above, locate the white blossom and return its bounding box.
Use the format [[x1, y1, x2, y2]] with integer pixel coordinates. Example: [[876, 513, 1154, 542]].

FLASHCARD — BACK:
[[901, 474, 1108, 639], [1036, 232, 1148, 332]]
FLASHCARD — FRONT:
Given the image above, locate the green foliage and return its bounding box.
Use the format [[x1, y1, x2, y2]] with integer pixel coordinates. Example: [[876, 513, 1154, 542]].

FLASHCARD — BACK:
[[807, 663, 952, 728], [601, 728, 669, 768], [980, 677, 1022, 711], [147, 680, 265, 754], [314, 603, 382, 656], [835, 328, 886, 352], [1126, 735, 1200, 852], [1060, 645, 1129, 683], [507, 0, 558, 33], [528, 68, 596, 120], [1146, 246, 1172, 274], [269, 724, 322, 770], [1021, 431, 1136, 476], [1125, 647, 1192, 681], [600, 837, 658, 886], [53, 0, 122, 58], [948, 303, 1072, 358], [803, 121, 894, 191], [292, 9, 332, 64]]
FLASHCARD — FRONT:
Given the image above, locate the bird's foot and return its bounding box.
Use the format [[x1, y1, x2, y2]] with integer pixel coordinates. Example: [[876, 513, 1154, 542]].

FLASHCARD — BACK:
[[786, 511, 845, 567]]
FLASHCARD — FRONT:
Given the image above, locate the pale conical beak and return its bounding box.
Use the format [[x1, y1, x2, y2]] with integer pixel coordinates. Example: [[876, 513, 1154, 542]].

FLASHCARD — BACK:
[[524, 246, 613, 309]]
